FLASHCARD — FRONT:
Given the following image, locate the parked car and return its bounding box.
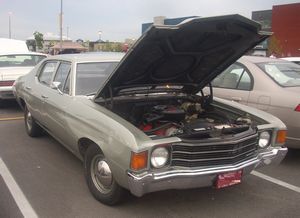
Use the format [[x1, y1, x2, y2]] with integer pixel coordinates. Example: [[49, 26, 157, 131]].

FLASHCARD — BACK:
[[211, 56, 300, 148], [0, 52, 47, 100], [13, 15, 287, 205], [281, 57, 300, 65]]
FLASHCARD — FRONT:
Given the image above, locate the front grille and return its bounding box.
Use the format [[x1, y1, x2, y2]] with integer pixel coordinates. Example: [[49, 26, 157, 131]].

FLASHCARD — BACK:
[[0, 80, 14, 87], [171, 134, 258, 168]]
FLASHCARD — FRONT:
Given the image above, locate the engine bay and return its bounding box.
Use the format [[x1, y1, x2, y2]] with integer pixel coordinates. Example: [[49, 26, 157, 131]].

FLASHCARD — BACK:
[[108, 96, 255, 139]]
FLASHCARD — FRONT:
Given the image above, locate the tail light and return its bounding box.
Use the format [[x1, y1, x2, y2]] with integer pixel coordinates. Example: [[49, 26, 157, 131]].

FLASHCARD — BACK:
[[295, 104, 300, 112], [0, 80, 15, 87]]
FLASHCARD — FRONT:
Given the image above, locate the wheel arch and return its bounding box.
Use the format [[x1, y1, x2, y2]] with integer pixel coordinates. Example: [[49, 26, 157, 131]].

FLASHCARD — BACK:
[[78, 137, 104, 158], [18, 97, 26, 110]]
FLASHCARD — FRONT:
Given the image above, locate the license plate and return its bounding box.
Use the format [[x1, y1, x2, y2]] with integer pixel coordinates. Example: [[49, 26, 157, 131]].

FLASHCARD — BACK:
[[215, 170, 242, 189]]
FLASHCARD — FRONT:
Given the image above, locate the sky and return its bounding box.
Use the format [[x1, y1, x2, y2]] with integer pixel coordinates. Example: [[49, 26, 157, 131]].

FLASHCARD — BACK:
[[0, 0, 299, 42]]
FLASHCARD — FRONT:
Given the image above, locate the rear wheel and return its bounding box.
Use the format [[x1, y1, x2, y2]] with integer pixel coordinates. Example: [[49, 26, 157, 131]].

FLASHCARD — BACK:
[[84, 145, 124, 205], [24, 106, 43, 137]]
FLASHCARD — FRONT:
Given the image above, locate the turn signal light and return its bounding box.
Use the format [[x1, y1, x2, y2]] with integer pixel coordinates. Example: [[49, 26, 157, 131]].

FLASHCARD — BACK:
[[276, 130, 287, 144], [295, 104, 300, 112], [130, 151, 148, 171]]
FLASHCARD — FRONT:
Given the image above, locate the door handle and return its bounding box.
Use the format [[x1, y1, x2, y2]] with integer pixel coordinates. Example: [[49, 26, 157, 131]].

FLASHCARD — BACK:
[[41, 94, 48, 99], [25, 86, 31, 90], [231, 97, 242, 102]]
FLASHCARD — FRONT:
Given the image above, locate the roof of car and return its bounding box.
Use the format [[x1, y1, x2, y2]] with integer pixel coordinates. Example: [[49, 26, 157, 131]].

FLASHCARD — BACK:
[[240, 55, 286, 63], [281, 57, 300, 61], [0, 51, 47, 56], [46, 52, 125, 63]]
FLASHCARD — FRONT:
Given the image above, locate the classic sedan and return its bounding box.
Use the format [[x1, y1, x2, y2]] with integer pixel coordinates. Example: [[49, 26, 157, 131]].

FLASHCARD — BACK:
[[14, 15, 287, 205], [0, 51, 47, 100], [211, 56, 300, 148]]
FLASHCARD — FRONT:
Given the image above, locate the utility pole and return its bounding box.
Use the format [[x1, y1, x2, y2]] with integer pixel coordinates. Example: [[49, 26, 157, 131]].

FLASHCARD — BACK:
[[8, 12, 12, 39], [60, 0, 63, 52], [67, 26, 69, 39]]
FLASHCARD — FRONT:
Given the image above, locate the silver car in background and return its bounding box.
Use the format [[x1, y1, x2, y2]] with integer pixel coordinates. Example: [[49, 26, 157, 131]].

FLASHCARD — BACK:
[[14, 15, 288, 205], [212, 56, 300, 148]]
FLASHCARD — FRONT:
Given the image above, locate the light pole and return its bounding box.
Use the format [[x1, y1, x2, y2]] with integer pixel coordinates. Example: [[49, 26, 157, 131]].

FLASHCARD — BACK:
[[8, 12, 12, 39], [59, 0, 63, 52], [98, 31, 102, 41]]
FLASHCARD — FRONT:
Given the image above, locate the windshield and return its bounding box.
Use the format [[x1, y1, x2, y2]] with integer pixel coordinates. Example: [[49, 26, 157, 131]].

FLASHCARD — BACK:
[[76, 62, 118, 95], [0, 54, 46, 67], [257, 61, 300, 87]]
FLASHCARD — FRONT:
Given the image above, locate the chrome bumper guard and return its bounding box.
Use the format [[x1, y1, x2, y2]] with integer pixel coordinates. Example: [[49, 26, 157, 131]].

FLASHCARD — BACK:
[[127, 147, 287, 197]]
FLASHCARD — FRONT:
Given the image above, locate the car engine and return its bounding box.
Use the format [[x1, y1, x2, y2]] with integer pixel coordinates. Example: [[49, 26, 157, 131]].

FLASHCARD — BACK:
[[110, 97, 254, 139]]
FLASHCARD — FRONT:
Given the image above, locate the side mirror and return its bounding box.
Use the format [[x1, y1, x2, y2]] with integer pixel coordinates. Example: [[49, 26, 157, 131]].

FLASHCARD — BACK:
[[51, 81, 63, 95]]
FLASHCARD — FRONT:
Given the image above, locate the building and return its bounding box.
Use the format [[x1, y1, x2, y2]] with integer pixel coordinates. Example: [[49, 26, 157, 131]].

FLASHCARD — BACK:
[[142, 16, 197, 34], [252, 3, 300, 57], [26, 32, 72, 52], [272, 3, 300, 57]]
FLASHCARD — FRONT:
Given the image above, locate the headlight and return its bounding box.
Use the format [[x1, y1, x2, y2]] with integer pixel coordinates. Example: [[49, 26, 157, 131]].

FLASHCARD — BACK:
[[259, 131, 271, 148], [151, 147, 169, 168]]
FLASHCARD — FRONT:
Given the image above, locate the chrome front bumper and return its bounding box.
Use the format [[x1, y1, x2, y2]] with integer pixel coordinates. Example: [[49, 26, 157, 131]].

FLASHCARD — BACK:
[[127, 147, 287, 197]]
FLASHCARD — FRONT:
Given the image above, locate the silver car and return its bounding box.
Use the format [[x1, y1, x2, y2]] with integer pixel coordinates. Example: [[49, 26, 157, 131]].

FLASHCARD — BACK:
[[14, 15, 287, 205], [212, 56, 300, 148]]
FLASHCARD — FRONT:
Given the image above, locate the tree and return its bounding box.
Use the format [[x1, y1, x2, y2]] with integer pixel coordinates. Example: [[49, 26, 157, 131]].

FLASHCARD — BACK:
[[268, 35, 282, 57], [26, 40, 36, 51], [33, 31, 44, 50]]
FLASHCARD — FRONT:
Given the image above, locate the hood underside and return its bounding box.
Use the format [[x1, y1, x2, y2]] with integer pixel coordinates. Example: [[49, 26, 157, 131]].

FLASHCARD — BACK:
[[96, 14, 269, 99]]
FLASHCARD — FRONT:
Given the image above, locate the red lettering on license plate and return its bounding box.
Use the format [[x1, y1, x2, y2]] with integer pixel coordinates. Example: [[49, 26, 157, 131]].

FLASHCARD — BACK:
[[215, 170, 243, 189]]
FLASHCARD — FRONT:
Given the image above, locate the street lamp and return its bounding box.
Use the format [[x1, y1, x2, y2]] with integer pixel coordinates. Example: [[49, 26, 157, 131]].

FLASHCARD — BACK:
[[59, 0, 63, 52], [8, 12, 12, 39], [98, 31, 102, 41]]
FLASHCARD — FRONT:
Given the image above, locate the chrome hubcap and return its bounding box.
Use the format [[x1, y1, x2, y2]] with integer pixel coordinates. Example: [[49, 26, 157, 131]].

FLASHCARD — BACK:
[[26, 110, 33, 131], [91, 156, 113, 194]]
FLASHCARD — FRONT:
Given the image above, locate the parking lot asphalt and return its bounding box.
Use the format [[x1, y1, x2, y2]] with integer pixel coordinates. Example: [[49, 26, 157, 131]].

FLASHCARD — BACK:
[[0, 100, 300, 218]]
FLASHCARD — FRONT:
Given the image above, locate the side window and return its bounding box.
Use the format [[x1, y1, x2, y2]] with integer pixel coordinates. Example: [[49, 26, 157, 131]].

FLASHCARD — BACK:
[[212, 63, 252, 90], [39, 62, 57, 86], [237, 71, 252, 90], [53, 62, 71, 92]]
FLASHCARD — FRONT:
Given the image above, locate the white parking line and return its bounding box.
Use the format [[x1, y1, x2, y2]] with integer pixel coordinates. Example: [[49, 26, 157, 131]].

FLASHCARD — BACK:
[[0, 158, 38, 218], [251, 170, 300, 194]]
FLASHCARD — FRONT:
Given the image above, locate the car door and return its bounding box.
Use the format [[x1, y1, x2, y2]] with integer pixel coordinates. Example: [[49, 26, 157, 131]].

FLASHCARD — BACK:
[[41, 61, 75, 148], [212, 63, 253, 105], [25, 60, 59, 125]]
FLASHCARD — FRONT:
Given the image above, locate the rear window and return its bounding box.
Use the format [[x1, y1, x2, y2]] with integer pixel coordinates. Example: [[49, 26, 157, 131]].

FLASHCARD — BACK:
[[76, 62, 118, 95], [257, 62, 300, 87], [0, 54, 46, 67]]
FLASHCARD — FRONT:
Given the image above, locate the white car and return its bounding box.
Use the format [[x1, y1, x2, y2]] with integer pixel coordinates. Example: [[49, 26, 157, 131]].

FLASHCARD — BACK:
[[0, 52, 47, 100]]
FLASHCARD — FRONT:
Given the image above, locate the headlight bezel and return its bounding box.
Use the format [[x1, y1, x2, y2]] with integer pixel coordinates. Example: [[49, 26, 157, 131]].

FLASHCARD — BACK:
[[258, 130, 272, 148], [150, 146, 170, 169]]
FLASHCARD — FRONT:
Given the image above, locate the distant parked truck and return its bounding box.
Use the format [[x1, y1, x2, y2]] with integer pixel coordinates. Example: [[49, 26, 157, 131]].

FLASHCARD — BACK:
[[0, 38, 29, 53]]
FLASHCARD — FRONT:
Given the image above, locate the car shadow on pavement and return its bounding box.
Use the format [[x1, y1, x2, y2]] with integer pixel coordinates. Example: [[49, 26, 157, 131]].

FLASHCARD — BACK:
[[282, 148, 300, 165]]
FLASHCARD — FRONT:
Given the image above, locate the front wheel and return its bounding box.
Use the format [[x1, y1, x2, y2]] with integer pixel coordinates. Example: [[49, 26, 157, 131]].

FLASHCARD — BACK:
[[24, 105, 43, 137], [84, 145, 124, 205]]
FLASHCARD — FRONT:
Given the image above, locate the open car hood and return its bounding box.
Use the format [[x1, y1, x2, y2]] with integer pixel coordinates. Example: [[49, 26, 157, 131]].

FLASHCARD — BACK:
[[95, 14, 269, 99]]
